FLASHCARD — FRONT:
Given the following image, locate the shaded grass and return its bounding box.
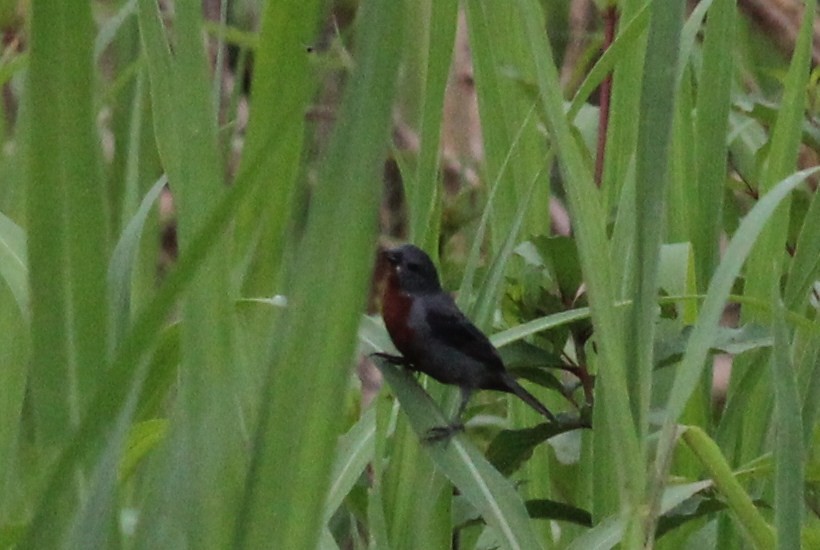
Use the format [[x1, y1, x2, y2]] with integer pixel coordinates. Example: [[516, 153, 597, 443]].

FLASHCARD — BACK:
[[2, 1, 818, 548]]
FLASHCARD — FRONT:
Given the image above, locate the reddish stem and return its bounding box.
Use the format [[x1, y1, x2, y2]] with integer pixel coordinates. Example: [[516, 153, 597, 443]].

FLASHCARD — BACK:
[[595, 6, 618, 187]]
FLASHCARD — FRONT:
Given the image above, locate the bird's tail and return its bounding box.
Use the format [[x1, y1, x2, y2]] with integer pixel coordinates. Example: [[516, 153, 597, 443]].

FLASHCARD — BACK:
[[501, 374, 557, 423]]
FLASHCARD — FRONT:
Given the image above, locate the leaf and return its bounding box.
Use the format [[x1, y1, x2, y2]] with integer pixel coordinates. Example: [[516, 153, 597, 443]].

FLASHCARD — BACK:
[[770, 289, 804, 550], [529, 235, 584, 303], [374, 358, 545, 550], [234, 0, 405, 547], [107, 175, 166, 346], [0, 524, 25, 549], [524, 499, 592, 526], [657, 166, 820, 428], [712, 324, 772, 355], [656, 494, 769, 539], [0, 211, 28, 318], [134, 322, 180, 420], [119, 419, 168, 483], [453, 496, 593, 529], [507, 367, 565, 395], [681, 427, 775, 548], [567, 2, 651, 121], [491, 307, 592, 349], [93, 0, 137, 62], [486, 422, 584, 476], [566, 481, 712, 550], [658, 243, 698, 323], [322, 408, 376, 522], [654, 324, 774, 370], [498, 340, 565, 371]]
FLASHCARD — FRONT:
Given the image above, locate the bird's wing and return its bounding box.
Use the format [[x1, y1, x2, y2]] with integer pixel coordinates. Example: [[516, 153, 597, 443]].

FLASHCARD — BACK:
[[424, 296, 506, 372]]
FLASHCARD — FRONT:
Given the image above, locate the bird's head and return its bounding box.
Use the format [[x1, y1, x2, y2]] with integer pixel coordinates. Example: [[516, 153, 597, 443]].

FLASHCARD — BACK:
[[383, 244, 442, 295]]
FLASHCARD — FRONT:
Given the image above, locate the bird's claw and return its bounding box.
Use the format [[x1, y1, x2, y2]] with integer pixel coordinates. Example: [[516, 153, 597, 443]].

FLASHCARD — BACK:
[[423, 423, 464, 444]]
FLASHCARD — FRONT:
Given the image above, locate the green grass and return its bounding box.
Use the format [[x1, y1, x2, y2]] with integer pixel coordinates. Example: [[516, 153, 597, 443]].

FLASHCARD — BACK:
[[1, 0, 818, 548]]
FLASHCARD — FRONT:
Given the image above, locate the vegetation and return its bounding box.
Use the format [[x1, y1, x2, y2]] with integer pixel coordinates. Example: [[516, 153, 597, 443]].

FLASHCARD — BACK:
[[0, 0, 818, 548]]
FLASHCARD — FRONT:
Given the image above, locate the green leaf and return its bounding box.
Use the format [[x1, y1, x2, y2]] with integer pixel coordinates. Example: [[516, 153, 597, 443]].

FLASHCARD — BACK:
[[681, 427, 775, 548], [656, 166, 820, 443], [119, 419, 168, 483], [375, 359, 545, 550], [107, 175, 166, 346], [656, 494, 769, 539], [94, 0, 137, 63], [407, 0, 457, 249], [770, 289, 804, 550], [524, 499, 592, 527], [507, 367, 565, 395], [492, 308, 592, 349], [235, 1, 405, 548], [785, 176, 820, 310], [655, 324, 773, 370], [0, 211, 27, 318], [136, 1, 242, 545], [651, 165, 819, 544], [515, 1, 641, 527], [691, 0, 734, 288], [486, 423, 584, 477], [499, 341, 566, 371], [527, 236, 584, 303], [743, 0, 818, 323], [658, 243, 697, 323], [625, 0, 684, 462], [134, 322, 180, 421], [567, 3, 650, 121], [566, 480, 712, 550], [323, 408, 376, 522]]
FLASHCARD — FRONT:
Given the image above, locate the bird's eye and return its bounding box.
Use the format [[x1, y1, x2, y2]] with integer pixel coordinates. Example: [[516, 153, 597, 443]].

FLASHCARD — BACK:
[[385, 250, 400, 266], [406, 261, 421, 272]]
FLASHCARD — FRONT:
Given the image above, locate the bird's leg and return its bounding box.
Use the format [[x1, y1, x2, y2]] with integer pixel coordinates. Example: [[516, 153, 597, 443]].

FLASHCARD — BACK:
[[453, 387, 471, 422], [424, 388, 471, 444]]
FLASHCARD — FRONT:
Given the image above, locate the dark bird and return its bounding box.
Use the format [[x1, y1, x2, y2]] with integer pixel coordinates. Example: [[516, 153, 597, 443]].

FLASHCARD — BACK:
[[375, 244, 556, 440]]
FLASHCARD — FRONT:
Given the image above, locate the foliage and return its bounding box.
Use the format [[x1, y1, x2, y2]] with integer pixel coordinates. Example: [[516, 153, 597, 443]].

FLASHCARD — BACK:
[[0, 0, 818, 548]]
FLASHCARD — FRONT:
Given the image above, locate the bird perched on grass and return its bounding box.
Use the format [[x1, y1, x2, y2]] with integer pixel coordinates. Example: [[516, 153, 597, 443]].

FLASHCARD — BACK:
[[374, 244, 556, 440]]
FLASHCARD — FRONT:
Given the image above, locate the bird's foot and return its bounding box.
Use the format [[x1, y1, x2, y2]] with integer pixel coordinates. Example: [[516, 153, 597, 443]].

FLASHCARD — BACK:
[[423, 422, 465, 444], [369, 352, 410, 366]]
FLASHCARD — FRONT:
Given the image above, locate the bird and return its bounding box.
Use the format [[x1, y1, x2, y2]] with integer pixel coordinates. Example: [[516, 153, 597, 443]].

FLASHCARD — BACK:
[[374, 243, 557, 440]]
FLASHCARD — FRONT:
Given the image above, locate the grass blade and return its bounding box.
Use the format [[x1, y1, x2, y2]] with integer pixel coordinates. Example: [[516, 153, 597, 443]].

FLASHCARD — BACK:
[[626, 0, 684, 446], [784, 178, 820, 310], [231, 0, 324, 296], [408, 0, 457, 249], [691, 0, 735, 288], [135, 2, 241, 546], [107, 176, 166, 347], [0, 211, 27, 317], [376, 360, 545, 550], [652, 166, 820, 526], [235, 0, 405, 547], [659, 167, 819, 422], [566, 480, 711, 550], [323, 408, 376, 522], [26, 0, 83, 452], [514, 0, 639, 528], [681, 427, 774, 548], [743, 0, 817, 320], [770, 289, 804, 550]]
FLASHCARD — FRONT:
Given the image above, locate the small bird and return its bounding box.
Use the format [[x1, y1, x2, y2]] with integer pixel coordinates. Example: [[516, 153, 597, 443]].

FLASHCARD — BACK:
[[375, 244, 556, 440]]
